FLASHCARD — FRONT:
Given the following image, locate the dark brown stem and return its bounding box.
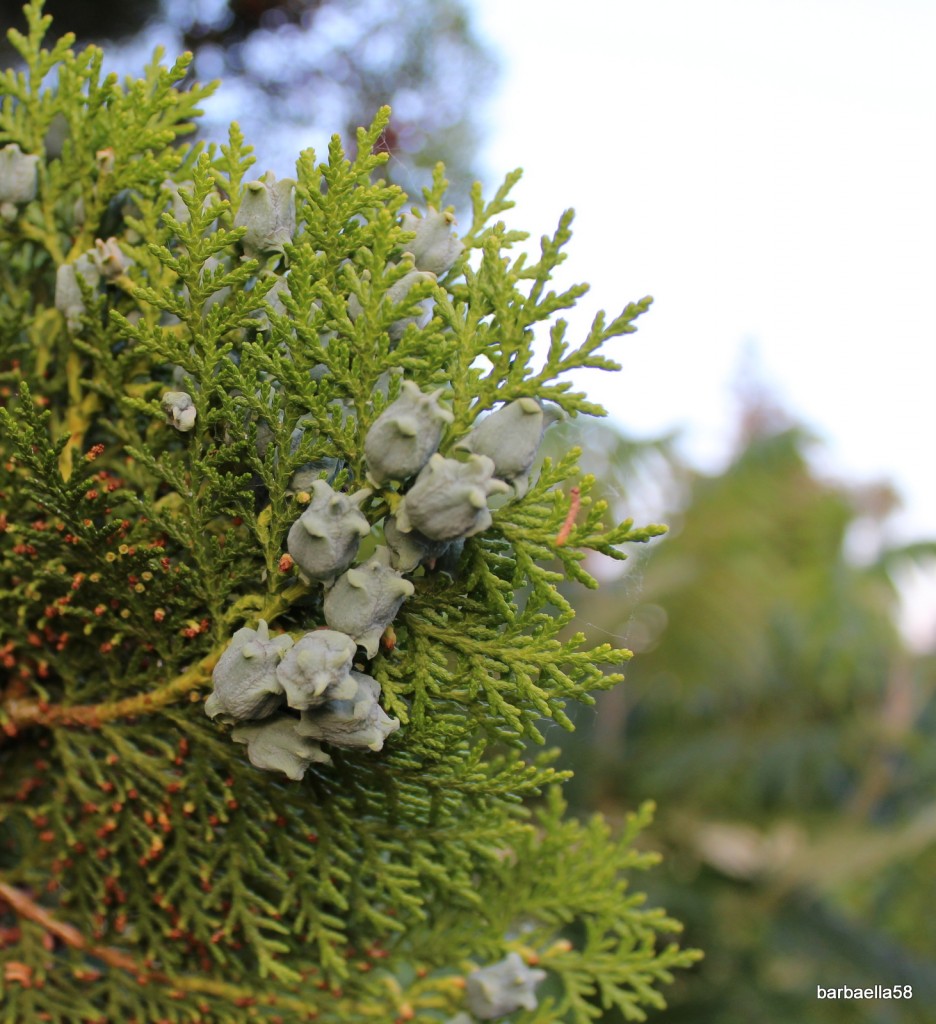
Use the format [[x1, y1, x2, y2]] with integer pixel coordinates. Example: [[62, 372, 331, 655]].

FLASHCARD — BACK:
[[0, 881, 320, 1012]]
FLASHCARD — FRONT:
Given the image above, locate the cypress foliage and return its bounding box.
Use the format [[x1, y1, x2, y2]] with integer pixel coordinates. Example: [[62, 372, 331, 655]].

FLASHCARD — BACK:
[[0, 3, 700, 1020]]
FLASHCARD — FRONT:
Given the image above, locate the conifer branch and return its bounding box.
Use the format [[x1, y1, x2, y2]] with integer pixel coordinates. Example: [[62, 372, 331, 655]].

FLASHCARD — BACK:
[[0, 880, 336, 1017], [0, 4, 698, 1017], [1, 651, 217, 737], [0, 880, 143, 976]]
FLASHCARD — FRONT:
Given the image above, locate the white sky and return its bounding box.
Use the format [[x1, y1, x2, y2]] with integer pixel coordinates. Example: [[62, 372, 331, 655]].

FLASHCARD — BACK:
[[471, 0, 936, 555]]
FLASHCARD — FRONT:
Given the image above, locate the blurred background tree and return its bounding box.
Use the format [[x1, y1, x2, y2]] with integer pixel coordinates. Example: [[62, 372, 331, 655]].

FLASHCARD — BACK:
[[548, 387, 936, 1023], [0, 0, 495, 198]]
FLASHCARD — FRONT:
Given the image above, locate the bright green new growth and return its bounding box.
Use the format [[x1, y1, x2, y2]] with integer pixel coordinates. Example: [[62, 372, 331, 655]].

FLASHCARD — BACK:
[[0, 2, 700, 1021]]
